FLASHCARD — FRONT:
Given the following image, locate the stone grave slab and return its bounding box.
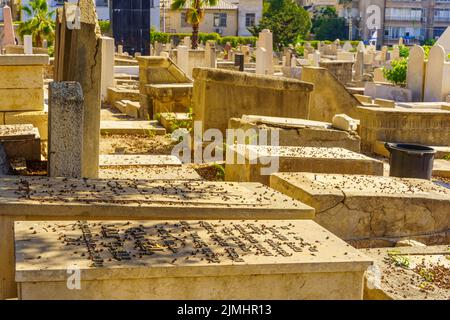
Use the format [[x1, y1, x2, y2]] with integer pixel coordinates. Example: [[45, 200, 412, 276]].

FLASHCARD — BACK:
[[0, 176, 314, 299], [100, 120, 166, 135], [159, 112, 191, 133], [397, 102, 450, 110], [363, 245, 450, 300], [14, 219, 372, 299], [0, 124, 41, 161], [229, 115, 360, 152], [225, 145, 383, 185], [270, 172, 450, 244], [99, 166, 202, 180], [433, 159, 450, 178], [99, 154, 182, 167]]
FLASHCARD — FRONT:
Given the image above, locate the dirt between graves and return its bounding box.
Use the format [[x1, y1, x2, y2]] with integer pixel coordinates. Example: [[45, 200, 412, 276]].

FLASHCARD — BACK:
[[100, 134, 176, 155]]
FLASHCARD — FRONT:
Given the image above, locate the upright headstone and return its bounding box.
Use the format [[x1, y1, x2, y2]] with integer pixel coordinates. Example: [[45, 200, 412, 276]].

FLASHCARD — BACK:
[[256, 29, 273, 75], [356, 41, 365, 52], [255, 47, 267, 74], [407, 45, 425, 102], [380, 46, 388, 62], [424, 45, 450, 102], [183, 36, 191, 49], [398, 37, 404, 46], [392, 45, 400, 61], [435, 26, 450, 55], [2, 5, 16, 46], [117, 44, 123, 54], [205, 40, 217, 68], [48, 82, 84, 178], [54, 0, 102, 179], [177, 45, 189, 76], [100, 36, 115, 101], [354, 50, 364, 80], [342, 41, 353, 52], [42, 39, 48, 49], [234, 53, 244, 71], [23, 35, 33, 54]]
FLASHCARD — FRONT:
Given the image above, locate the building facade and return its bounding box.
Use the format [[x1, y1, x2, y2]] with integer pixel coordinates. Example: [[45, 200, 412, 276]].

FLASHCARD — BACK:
[[340, 0, 450, 45], [160, 0, 262, 36]]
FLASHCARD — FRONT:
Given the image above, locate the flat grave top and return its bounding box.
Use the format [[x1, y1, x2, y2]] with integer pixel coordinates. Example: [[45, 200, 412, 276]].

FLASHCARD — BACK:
[[99, 155, 182, 167], [99, 166, 202, 180], [363, 245, 450, 300], [241, 115, 331, 129], [15, 219, 372, 282], [358, 106, 450, 114], [231, 145, 375, 161], [397, 102, 450, 110], [272, 172, 450, 199], [0, 54, 50, 66], [0, 124, 39, 141], [0, 176, 314, 218]]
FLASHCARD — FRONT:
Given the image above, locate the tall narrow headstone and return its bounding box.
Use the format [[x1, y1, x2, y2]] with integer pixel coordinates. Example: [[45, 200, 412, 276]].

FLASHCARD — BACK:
[[354, 50, 364, 80], [424, 45, 450, 102], [234, 53, 244, 71], [54, 0, 102, 178], [48, 81, 84, 178], [2, 5, 16, 46], [406, 45, 425, 102], [24, 35, 33, 54], [256, 29, 273, 75], [205, 40, 217, 68], [100, 37, 115, 101]]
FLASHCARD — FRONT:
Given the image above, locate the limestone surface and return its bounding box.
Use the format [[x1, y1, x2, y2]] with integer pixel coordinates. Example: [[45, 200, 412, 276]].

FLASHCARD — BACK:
[[270, 172, 450, 243], [14, 219, 371, 299]]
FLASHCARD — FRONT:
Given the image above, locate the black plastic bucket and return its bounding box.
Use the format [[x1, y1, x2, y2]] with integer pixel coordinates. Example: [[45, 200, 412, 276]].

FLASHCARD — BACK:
[[385, 143, 436, 180]]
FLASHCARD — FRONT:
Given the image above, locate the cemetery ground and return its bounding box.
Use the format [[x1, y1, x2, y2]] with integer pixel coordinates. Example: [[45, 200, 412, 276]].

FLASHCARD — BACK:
[[1, 2, 450, 300]]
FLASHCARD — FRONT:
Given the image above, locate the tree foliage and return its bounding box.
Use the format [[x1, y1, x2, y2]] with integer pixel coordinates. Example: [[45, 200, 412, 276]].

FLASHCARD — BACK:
[[311, 7, 346, 41], [171, 0, 218, 49], [17, 0, 55, 47], [383, 58, 407, 86], [248, 0, 311, 51]]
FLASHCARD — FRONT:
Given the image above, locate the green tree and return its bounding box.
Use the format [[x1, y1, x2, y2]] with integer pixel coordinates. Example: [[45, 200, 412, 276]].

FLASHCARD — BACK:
[[383, 58, 407, 86], [249, 0, 311, 51], [312, 6, 346, 41], [171, 0, 218, 49], [17, 0, 55, 47]]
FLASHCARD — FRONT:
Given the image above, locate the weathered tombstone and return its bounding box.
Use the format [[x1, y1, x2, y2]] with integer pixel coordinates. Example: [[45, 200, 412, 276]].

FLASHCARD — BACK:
[[234, 53, 244, 71], [256, 29, 273, 75], [205, 40, 217, 68], [2, 5, 16, 46], [399, 37, 404, 46], [391, 45, 400, 61], [354, 50, 364, 79], [380, 46, 388, 62], [342, 41, 353, 52], [435, 26, 450, 55], [54, 0, 102, 179], [23, 35, 33, 54], [0, 144, 11, 175], [42, 39, 48, 49], [117, 44, 123, 54], [183, 36, 191, 48], [224, 42, 232, 60], [407, 45, 425, 102], [424, 45, 450, 102], [100, 36, 115, 101], [373, 67, 386, 82], [48, 82, 84, 178], [356, 41, 365, 52]]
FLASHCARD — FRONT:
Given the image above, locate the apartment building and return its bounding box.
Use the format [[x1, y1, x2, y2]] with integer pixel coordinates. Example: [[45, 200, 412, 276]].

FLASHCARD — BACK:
[[342, 0, 450, 45], [160, 0, 262, 36]]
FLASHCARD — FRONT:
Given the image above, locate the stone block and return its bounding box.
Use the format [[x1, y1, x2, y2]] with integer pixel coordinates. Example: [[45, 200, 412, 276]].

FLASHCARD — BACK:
[[14, 219, 371, 299], [0, 88, 44, 111], [331, 114, 359, 132], [228, 115, 360, 152], [0, 54, 49, 66], [0, 124, 41, 161], [100, 120, 166, 135], [4, 110, 48, 140], [270, 172, 450, 242], [193, 68, 313, 134], [225, 145, 384, 185], [0, 66, 43, 89], [374, 98, 395, 108], [364, 82, 412, 102], [146, 83, 193, 116], [48, 82, 84, 178], [99, 166, 202, 180], [354, 94, 372, 104], [0, 176, 314, 299], [159, 112, 192, 133], [125, 101, 141, 118], [99, 154, 182, 167], [106, 87, 139, 105]]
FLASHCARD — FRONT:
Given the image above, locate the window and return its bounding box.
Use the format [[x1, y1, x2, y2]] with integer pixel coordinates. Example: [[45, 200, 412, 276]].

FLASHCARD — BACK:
[[213, 13, 227, 27], [385, 7, 422, 21], [181, 12, 189, 28], [245, 13, 256, 27], [434, 9, 450, 21]]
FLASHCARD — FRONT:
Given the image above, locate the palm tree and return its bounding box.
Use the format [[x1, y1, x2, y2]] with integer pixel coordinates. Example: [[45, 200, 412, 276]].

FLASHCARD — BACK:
[[171, 0, 218, 49], [17, 0, 55, 47]]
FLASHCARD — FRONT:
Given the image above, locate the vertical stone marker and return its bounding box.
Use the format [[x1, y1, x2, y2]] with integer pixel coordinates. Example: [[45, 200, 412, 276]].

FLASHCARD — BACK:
[[100, 36, 115, 101], [54, 0, 102, 178], [2, 5, 16, 46], [23, 35, 33, 54], [48, 82, 84, 178], [407, 45, 425, 102], [256, 29, 273, 75], [424, 45, 450, 102]]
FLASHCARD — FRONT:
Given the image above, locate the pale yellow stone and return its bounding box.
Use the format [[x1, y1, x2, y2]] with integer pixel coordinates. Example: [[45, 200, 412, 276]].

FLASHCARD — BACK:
[[0, 66, 43, 89], [0, 89, 44, 111], [4, 110, 48, 140], [14, 220, 371, 300]]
